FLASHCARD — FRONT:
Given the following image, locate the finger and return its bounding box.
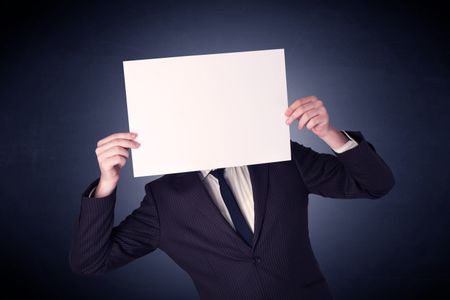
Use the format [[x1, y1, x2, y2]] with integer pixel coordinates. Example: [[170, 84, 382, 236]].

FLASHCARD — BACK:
[[298, 108, 321, 129], [97, 145, 130, 161], [97, 132, 138, 147], [101, 156, 127, 172], [304, 114, 325, 130], [285, 95, 318, 116], [103, 155, 127, 170], [96, 138, 140, 156], [286, 101, 319, 125]]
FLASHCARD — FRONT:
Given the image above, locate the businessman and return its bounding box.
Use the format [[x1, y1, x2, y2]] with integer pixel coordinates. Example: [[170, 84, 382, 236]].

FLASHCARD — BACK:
[[70, 95, 395, 299]]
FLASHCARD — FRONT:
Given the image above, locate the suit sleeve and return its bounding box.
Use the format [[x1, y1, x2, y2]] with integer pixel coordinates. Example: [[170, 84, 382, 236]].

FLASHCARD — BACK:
[[291, 130, 395, 199], [69, 177, 160, 275]]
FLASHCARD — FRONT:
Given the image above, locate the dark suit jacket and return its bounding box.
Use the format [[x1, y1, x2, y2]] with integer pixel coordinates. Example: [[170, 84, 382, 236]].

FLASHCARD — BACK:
[[70, 131, 395, 300]]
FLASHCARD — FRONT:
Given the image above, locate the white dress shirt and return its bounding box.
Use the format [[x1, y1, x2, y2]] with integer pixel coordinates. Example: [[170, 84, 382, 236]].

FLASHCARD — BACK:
[[89, 130, 358, 233]]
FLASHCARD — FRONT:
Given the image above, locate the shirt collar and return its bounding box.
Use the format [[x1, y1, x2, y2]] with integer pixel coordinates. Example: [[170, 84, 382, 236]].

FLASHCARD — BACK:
[[199, 169, 212, 181], [200, 167, 228, 181]]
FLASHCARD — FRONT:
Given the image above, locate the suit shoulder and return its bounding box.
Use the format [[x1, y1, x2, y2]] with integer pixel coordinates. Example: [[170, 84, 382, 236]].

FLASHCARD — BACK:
[[289, 139, 311, 157], [144, 174, 171, 194]]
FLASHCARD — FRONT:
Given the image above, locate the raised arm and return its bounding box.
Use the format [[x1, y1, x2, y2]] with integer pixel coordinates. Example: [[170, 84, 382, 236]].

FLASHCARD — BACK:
[[291, 130, 395, 199], [69, 178, 160, 275], [69, 131, 160, 275], [285, 95, 395, 199]]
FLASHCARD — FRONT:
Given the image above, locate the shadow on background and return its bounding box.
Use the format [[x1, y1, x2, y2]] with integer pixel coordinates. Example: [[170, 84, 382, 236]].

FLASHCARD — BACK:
[[1, 0, 449, 299]]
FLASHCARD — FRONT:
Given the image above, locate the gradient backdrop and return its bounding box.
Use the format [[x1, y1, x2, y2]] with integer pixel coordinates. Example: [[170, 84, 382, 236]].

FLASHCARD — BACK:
[[1, 1, 449, 299]]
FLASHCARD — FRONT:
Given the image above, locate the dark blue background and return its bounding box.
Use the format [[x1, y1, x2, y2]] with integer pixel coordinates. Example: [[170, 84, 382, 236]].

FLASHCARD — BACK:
[[1, 1, 449, 299]]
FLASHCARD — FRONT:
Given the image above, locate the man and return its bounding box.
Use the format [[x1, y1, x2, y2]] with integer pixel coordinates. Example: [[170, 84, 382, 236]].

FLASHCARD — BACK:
[[70, 96, 395, 299]]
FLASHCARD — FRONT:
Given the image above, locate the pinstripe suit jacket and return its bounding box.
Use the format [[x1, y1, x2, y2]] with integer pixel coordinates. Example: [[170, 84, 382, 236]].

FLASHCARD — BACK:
[[70, 131, 395, 299]]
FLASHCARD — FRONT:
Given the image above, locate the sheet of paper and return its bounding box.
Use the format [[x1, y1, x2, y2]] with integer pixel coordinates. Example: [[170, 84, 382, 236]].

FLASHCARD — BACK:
[[123, 48, 291, 177]]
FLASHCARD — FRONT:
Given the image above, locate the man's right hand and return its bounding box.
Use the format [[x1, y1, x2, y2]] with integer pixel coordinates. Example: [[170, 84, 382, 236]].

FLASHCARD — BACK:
[[94, 132, 140, 197]]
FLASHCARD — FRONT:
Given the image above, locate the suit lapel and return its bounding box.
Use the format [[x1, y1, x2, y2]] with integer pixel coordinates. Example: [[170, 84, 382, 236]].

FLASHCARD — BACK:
[[169, 163, 269, 251], [248, 163, 269, 249], [170, 170, 244, 247]]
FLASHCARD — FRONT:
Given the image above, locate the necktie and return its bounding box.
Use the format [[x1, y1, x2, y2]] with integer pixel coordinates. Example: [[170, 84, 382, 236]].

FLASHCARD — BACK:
[[210, 168, 253, 246]]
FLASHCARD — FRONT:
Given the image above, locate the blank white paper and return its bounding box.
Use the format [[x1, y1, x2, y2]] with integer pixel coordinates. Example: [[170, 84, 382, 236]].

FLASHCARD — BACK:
[[123, 48, 291, 177]]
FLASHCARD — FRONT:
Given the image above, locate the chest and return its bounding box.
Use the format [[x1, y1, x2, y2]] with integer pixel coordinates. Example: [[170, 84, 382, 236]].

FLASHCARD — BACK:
[[153, 161, 309, 251]]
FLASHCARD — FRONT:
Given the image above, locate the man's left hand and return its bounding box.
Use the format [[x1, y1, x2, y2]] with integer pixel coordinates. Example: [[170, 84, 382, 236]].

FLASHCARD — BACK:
[[284, 95, 352, 150], [284, 95, 332, 138]]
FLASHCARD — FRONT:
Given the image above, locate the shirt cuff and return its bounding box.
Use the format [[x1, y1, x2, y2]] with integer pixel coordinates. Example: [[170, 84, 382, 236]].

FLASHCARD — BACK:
[[88, 186, 97, 198], [331, 130, 359, 153]]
